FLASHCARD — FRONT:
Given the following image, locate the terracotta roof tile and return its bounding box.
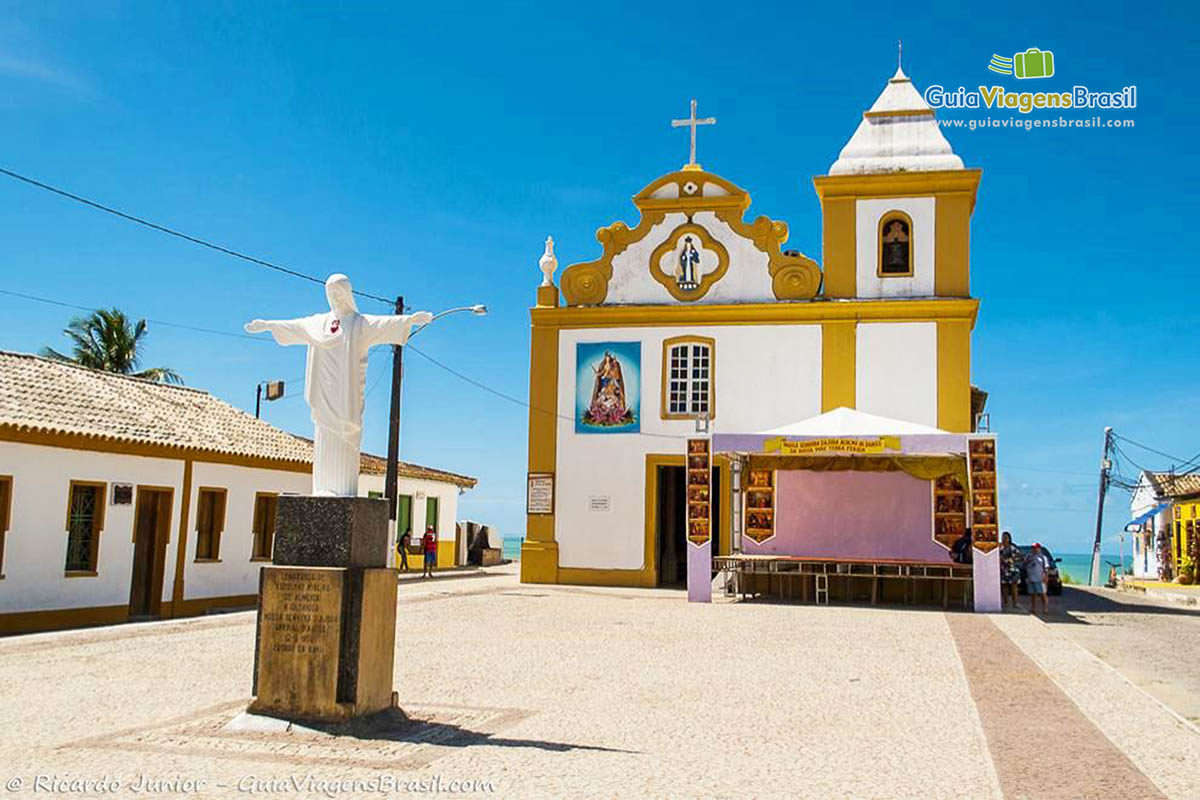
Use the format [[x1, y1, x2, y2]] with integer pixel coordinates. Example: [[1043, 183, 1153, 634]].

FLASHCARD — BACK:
[[1146, 471, 1200, 500], [0, 350, 476, 488]]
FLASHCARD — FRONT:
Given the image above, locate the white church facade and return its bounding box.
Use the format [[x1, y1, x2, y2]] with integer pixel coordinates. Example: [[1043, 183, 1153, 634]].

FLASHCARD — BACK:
[[522, 66, 987, 589]]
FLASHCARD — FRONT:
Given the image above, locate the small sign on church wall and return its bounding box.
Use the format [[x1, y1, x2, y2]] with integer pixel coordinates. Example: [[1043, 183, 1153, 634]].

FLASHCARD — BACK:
[[588, 495, 611, 513], [527, 473, 554, 515]]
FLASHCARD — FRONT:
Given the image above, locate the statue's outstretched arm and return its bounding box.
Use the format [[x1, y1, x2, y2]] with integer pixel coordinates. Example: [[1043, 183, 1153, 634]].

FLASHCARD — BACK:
[[362, 311, 434, 347], [244, 315, 321, 346]]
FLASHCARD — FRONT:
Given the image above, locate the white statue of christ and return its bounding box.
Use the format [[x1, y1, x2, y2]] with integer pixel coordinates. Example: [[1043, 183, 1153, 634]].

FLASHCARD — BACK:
[[245, 274, 432, 497]]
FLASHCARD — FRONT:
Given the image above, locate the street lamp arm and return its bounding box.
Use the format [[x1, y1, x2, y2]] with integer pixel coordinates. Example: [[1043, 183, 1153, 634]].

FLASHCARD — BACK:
[[408, 304, 487, 340]]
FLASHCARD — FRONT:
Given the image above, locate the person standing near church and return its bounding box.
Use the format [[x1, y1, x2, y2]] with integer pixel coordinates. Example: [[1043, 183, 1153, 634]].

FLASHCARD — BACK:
[[1025, 543, 1051, 616], [999, 531, 1021, 609], [421, 525, 437, 578], [397, 528, 411, 572]]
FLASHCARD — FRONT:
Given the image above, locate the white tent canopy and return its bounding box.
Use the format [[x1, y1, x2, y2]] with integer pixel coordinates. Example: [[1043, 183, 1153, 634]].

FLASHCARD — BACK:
[[756, 407, 950, 437]]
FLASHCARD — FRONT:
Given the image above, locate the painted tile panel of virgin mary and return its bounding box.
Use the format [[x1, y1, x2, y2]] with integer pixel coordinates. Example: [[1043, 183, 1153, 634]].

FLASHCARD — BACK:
[[575, 341, 641, 434]]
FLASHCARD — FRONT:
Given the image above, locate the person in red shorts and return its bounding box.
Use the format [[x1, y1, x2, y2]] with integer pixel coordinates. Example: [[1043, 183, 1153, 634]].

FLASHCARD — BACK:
[[421, 525, 437, 578]]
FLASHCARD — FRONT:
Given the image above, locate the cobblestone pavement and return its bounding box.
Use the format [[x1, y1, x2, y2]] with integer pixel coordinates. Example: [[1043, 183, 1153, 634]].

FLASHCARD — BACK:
[[1043, 586, 1200, 725], [0, 570, 1196, 799]]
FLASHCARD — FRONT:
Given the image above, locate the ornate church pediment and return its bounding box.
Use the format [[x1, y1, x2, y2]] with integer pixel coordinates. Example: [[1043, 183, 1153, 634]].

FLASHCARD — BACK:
[[560, 169, 822, 306]]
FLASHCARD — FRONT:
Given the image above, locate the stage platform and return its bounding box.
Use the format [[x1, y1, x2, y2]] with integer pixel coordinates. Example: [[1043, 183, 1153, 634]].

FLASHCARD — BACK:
[[713, 554, 974, 608]]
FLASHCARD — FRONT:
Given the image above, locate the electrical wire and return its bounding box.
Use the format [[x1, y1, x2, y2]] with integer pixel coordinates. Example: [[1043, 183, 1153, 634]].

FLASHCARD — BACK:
[[1112, 433, 1189, 466], [0, 166, 393, 305], [9, 165, 1196, 479], [406, 344, 691, 442], [1, 287, 272, 342], [363, 348, 393, 399]]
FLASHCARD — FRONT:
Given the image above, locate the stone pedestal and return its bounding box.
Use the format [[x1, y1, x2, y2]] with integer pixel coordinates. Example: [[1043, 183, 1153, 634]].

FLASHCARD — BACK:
[[249, 496, 397, 722]]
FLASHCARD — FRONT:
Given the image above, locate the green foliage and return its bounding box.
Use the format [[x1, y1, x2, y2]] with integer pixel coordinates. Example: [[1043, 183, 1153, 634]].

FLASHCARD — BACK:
[[40, 308, 182, 384], [1180, 555, 1196, 584]]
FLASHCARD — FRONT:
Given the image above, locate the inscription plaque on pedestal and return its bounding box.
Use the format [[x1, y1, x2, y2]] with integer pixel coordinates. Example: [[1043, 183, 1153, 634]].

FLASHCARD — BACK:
[[251, 567, 344, 719]]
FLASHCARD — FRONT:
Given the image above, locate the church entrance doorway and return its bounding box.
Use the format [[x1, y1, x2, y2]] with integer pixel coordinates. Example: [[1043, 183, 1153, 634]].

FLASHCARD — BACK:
[[656, 465, 687, 586], [655, 460, 724, 588]]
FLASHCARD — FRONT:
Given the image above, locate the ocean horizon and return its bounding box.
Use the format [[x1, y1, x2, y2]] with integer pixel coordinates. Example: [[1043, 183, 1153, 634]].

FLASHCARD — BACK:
[[498, 540, 1130, 579], [1054, 551, 1133, 583]]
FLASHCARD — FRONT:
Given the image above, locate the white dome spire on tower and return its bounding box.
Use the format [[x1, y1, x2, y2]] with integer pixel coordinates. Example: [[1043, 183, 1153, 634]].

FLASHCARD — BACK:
[[828, 52, 964, 175]]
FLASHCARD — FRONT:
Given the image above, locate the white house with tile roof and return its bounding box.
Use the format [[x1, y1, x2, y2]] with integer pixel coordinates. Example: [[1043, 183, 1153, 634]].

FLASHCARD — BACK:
[[1129, 470, 1200, 581], [0, 350, 476, 635]]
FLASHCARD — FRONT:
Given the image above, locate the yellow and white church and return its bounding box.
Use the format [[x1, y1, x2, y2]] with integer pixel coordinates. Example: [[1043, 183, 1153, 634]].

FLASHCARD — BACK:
[[522, 65, 984, 588]]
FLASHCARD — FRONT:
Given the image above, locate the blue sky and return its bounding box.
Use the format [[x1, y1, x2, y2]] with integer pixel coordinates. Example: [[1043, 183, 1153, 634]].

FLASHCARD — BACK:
[[0, 1, 1195, 556]]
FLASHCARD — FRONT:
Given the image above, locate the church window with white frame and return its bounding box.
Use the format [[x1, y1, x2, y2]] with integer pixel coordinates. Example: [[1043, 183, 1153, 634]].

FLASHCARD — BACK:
[[662, 336, 715, 419]]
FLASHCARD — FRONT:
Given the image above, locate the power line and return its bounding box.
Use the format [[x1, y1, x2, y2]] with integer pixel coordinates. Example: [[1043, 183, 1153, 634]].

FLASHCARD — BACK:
[[16, 281, 693, 445], [1112, 433, 1189, 466], [406, 344, 690, 442], [1, 286, 272, 343], [0, 165, 392, 305], [16, 273, 1186, 474]]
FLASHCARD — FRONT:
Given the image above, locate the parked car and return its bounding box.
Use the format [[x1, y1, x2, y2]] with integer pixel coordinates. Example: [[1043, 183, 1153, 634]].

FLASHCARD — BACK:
[[1018, 546, 1063, 596]]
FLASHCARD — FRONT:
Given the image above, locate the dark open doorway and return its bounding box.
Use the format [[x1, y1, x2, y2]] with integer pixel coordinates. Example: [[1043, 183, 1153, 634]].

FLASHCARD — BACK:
[[656, 465, 687, 586], [656, 465, 722, 587], [129, 487, 172, 618]]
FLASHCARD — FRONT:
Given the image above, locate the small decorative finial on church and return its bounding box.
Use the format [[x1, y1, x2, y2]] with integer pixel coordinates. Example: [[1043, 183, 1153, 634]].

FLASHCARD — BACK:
[[671, 99, 716, 172], [891, 39, 908, 82], [539, 236, 558, 287]]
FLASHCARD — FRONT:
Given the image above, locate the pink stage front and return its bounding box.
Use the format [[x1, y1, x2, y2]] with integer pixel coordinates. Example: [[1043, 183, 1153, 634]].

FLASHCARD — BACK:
[[700, 408, 1002, 612], [744, 470, 952, 563]]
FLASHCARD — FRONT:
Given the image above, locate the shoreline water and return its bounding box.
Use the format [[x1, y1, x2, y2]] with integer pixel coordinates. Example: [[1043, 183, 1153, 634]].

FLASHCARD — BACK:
[[1056, 552, 1133, 584], [497, 541, 1132, 580]]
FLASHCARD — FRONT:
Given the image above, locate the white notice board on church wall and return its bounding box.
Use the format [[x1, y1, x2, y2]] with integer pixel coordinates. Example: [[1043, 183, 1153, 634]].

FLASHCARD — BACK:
[[527, 473, 554, 515]]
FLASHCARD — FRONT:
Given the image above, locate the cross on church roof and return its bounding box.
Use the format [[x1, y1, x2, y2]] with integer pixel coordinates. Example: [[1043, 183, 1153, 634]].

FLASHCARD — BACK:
[[671, 99, 716, 171]]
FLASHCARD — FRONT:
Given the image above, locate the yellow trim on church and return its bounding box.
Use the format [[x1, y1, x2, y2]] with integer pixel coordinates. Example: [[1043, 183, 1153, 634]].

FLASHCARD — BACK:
[[813, 169, 982, 208], [532, 297, 979, 329], [521, 293, 977, 587], [560, 168, 821, 305], [649, 223, 730, 302]]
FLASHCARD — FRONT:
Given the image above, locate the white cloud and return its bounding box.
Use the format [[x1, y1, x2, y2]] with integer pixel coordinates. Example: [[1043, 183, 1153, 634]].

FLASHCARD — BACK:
[[0, 52, 90, 95]]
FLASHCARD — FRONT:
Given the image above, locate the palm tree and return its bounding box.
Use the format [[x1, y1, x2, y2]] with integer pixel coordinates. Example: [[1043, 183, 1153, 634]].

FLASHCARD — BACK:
[[41, 308, 183, 384]]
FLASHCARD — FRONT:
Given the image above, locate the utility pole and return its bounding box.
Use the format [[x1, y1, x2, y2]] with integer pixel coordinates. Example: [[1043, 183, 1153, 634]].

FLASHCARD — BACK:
[[1088, 426, 1114, 586], [384, 296, 404, 522]]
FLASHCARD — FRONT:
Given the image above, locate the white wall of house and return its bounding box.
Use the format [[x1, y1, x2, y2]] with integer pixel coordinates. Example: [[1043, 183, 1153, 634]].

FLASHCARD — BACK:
[[182, 462, 310, 601], [357, 473, 463, 565], [0, 440, 467, 617], [1129, 475, 1165, 579], [0, 441, 184, 613]]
